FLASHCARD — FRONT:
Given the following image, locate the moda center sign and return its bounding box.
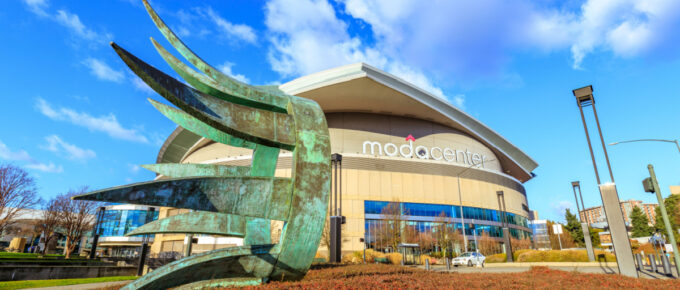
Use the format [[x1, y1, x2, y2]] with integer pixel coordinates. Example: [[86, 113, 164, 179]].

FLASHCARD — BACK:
[[362, 135, 490, 168]]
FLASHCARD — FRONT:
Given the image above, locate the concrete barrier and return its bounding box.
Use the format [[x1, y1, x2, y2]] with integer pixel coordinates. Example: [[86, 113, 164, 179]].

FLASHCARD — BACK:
[[0, 265, 136, 281]]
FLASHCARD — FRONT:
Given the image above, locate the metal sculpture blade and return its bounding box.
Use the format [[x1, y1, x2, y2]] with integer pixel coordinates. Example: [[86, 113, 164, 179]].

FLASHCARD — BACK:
[[126, 211, 246, 237], [140, 0, 290, 113], [73, 1, 331, 288]]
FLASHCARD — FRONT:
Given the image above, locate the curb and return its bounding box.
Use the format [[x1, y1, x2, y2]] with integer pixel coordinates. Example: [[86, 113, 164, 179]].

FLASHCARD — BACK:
[[484, 262, 618, 267]]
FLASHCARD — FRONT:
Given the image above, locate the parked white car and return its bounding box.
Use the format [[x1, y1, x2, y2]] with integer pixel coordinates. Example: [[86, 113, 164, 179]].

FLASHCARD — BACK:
[[452, 252, 485, 267]]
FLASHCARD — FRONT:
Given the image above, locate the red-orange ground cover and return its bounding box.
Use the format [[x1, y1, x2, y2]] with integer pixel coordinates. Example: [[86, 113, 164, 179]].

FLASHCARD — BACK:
[[235, 264, 680, 289]]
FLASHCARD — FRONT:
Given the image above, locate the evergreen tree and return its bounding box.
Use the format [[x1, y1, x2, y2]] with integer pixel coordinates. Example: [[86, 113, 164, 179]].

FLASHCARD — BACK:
[[655, 194, 680, 240], [630, 206, 653, 237], [564, 209, 584, 246]]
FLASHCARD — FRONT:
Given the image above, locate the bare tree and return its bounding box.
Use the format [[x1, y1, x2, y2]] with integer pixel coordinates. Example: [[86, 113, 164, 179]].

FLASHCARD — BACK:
[[476, 232, 501, 255], [56, 187, 98, 259], [36, 197, 60, 254], [0, 164, 39, 235], [377, 201, 405, 251], [511, 237, 532, 252]]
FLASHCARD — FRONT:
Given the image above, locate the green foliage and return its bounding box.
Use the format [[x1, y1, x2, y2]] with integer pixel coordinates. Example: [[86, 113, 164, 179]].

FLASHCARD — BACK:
[[655, 194, 680, 240], [486, 249, 616, 263], [564, 209, 584, 247], [485, 253, 507, 263], [0, 276, 136, 290], [630, 206, 654, 238], [589, 227, 603, 248], [0, 252, 87, 260], [515, 250, 616, 262]]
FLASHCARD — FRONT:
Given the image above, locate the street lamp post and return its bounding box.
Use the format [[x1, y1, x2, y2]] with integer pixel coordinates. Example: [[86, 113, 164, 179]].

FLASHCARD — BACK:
[[642, 165, 680, 276], [89, 206, 106, 259], [572, 85, 637, 277], [571, 181, 595, 261], [610, 139, 680, 155], [456, 158, 497, 252], [497, 191, 513, 262], [329, 153, 343, 263]]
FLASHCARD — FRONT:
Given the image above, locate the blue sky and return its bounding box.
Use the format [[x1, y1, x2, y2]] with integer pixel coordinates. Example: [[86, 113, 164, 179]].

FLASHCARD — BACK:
[[1, 0, 679, 223]]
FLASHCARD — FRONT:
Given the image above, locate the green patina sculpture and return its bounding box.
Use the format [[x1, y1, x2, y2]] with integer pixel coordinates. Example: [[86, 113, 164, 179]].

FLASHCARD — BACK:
[[73, 1, 330, 288]]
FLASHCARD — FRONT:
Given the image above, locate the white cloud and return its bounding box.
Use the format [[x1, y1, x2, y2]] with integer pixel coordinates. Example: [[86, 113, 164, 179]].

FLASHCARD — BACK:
[[0, 139, 63, 173], [203, 7, 257, 44], [265, 0, 457, 107], [451, 94, 465, 109], [35, 98, 149, 143], [42, 135, 96, 161], [25, 162, 63, 173], [23, 0, 49, 17], [551, 200, 574, 218], [338, 0, 680, 72], [128, 163, 141, 174], [83, 58, 124, 83], [217, 62, 251, 83], [23, 0, 112, 45], [0, 140, 32, 161]]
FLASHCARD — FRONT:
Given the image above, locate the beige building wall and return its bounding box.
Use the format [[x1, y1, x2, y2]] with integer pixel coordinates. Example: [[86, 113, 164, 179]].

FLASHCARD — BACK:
[[150, 113, 530, 255]]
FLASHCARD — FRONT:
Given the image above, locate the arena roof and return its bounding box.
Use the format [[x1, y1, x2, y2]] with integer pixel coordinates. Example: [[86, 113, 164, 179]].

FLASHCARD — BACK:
[[157, 63, 538, 183]]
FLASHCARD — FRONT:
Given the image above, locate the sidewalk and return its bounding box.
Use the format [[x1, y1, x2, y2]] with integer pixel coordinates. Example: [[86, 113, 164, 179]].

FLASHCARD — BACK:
[[24, 280, 132, 290]]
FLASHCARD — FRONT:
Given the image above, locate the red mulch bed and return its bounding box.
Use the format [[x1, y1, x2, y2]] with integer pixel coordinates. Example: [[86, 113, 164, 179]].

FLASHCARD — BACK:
[[233, 264, 680, 289]]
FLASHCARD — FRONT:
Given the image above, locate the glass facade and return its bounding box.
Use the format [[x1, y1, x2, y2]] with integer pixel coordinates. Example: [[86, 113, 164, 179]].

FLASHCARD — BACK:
[[98, 209, 159, 237], [364, 200, 532, 252], [364, 200, 529, 228]]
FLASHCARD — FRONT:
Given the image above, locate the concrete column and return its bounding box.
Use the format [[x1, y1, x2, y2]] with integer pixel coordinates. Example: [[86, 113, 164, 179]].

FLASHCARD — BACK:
[[581, 223, 595, 261], [599, 184, 637, 277]]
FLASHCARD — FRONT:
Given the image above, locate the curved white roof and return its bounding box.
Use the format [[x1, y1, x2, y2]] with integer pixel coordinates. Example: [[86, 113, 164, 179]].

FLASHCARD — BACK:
[[158, 63, 538, 182]]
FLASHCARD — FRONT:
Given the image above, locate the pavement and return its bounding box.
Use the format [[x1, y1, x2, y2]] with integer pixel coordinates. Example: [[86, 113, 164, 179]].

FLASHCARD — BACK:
[[415, 263, 678, 280], [24, 280, 132, 290]]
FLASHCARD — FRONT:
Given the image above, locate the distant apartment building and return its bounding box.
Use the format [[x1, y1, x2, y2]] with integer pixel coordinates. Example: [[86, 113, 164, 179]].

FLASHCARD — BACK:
[[580, 199, 656, 227], [671, 185, 680, 195], [528, 220, 551, 250]]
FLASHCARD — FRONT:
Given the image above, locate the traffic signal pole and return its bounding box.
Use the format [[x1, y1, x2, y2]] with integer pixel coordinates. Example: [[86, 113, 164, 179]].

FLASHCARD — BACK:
[[644, 164, 680, 276]]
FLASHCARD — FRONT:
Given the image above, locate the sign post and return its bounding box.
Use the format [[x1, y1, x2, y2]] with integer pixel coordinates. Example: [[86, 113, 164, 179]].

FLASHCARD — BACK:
[[553, 224, 563, 250]]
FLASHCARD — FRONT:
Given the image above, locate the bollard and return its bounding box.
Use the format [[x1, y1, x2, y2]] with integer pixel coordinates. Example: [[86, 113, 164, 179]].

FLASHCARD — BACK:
[[446, 257, 451, 271], [635, 253, 643, 271], [425, 258, 430, 271], [661, 255, 672, 276], [648, 254, 657, 273]]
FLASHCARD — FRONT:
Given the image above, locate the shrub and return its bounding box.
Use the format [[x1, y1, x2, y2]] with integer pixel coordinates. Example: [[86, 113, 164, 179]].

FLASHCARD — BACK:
[[349, 249, 386, 264], [633, 243, 655, 254], [512, 249, 532, 261], [419, 255, 437, 265], [515, 249, 616, 262], [485, 253, 506, 263], [340, 254, 360, 264], [386, 253, 403, 265]]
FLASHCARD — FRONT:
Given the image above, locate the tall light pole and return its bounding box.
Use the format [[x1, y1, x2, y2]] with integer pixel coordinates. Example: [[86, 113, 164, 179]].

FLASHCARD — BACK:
[[497, 191, 513, 262], [571, 181, 595, 261], [456, 158, 496, 251], [329, 153, 343, 263], [610, 139, 680, 155], [572, 85, 637, 277]]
